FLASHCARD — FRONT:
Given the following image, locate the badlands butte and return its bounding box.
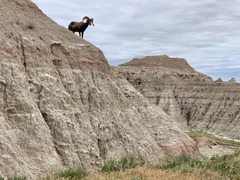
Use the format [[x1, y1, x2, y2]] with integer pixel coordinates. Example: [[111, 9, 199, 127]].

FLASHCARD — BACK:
[[0, 0, 239, 178], [113, 56, 240, 140]]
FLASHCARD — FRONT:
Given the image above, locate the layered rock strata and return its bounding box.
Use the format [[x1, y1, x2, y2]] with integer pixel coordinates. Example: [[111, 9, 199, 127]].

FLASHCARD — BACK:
[[0, 0, 198, 178], [114, 56, 240, 140]]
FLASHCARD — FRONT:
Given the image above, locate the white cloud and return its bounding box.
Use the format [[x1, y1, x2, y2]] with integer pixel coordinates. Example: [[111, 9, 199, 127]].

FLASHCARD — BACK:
[[32, 0, 240, 82]]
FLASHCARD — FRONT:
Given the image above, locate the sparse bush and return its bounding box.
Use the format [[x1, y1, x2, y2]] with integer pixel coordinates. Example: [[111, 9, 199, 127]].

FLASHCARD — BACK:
[[102, 154, 142, 172], [7, 175, 27, 180], [58, 167, 86, 180], [119, 154, 142, 170], [102, 159, 120, 172], [157, 154, 191, 171]]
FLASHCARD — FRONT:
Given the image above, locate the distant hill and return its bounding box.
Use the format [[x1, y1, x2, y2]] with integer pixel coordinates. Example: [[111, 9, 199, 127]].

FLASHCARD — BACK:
[[114, 55, 240, 140]]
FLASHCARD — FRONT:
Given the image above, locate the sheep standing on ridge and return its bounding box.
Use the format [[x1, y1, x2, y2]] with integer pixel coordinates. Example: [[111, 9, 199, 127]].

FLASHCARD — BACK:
[[68, 16, 94, 38]]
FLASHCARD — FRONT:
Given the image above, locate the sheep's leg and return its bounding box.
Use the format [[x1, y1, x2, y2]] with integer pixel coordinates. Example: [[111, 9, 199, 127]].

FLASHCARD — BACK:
[[82, 32, 84, 38], [79, 32, 81, 37]]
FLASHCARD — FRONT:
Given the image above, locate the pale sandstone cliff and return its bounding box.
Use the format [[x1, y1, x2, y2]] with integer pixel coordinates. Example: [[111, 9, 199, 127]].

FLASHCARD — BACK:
[[114, 56, 240, 140], [0, 0, 198, 178]]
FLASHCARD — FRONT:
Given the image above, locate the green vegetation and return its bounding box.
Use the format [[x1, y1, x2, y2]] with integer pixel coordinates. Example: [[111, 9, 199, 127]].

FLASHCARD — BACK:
[[57, 167, 87, 180], [102, 154, 143, 172], [91, 152, 240, 179], [99, 145, 240, 179], [186, 130, 240, 149], [156, 151, 240, 179], [2, 132, 240, 180], [5, 175, 27, 180], [2, 152, 239, 180], [156, 154, 193, 173]]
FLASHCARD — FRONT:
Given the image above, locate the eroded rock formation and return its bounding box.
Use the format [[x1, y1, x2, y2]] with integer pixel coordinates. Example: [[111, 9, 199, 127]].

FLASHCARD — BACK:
[[0, 0, 198, 178], [114, 55, 240, 140]]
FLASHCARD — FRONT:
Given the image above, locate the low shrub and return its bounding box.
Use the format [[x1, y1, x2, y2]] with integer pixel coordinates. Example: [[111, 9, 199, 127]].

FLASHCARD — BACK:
[[209, 152, 240, 179], [58, 167, 86, 180], [7, 175, 27, 180], [157, 154, 191, 170], [102, 154, 142, 172]]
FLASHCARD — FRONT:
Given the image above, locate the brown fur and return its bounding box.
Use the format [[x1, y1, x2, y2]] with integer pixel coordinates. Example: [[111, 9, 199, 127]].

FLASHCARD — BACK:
[[68, 16, 94, 38]]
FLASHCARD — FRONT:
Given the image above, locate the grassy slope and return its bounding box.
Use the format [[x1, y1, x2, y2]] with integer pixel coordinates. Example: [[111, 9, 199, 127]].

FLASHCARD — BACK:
[[85, 131, 240, 180], [4, 132, 240, 180], [43, 149, 240, 180], [86, 167, 221, 180]]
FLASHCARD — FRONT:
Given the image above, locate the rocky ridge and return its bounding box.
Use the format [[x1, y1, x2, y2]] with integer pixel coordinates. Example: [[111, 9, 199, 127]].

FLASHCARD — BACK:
[[113, 55, 240, 140], [0, 0, 199, 178]]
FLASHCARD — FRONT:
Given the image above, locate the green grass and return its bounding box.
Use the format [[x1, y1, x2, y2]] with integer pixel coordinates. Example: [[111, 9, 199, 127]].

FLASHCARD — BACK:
[[4, 174, 27, 180], [5, 151, 237, 180], [102, 154, 143, 173], [101, 153, 239, 178], [2, 130, 240, 180], [186, 130, 240, 149], [156, 153, 195, 174], [57, 167, 87, 180], [156, 151, 240, 179]]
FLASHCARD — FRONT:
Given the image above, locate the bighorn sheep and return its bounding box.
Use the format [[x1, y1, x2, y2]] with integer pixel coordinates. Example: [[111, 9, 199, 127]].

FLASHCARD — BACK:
[[68, 16, 94, 38]]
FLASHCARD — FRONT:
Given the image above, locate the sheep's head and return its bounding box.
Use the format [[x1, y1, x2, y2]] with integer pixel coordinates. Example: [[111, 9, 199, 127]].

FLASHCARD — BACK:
[[82, 16, 95, 26]]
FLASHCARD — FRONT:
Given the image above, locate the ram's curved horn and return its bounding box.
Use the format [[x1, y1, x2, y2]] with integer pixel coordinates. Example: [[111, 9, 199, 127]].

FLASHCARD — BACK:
[[82, 16, 90, 21]]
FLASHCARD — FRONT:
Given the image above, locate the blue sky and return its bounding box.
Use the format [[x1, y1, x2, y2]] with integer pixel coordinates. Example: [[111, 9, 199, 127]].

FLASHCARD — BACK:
[[32, 0, 240, 82]]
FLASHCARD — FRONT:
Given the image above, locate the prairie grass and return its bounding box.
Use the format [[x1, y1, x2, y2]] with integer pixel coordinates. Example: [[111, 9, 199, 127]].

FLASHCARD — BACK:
[[156, 151, 240, 179], [57, 167, 87, 180], [102, 154, 142, 173], [86, 167, 221, 180], [4, 152, 239, 180], [87, 152, 240, 179], [3, 133, 240, 180], [5, 175, 27, 180]]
